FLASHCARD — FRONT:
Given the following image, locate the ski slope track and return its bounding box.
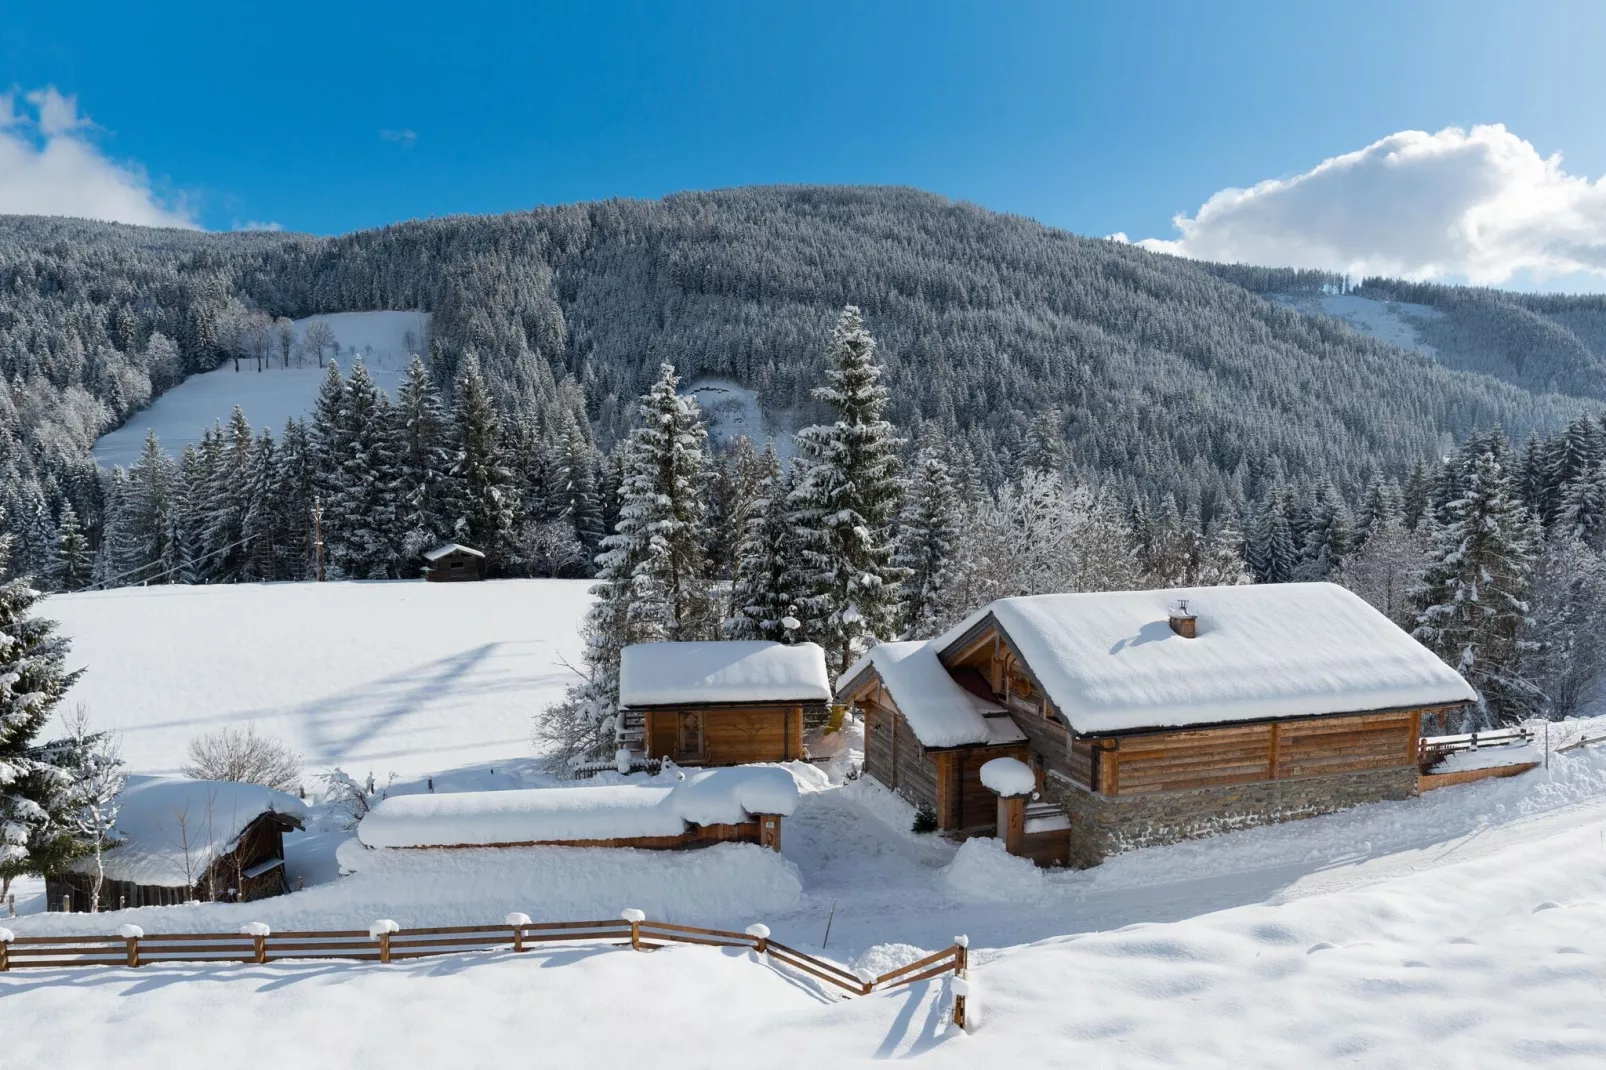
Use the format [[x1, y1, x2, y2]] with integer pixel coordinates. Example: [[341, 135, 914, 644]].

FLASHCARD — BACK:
[[92, 311, 429, 468]]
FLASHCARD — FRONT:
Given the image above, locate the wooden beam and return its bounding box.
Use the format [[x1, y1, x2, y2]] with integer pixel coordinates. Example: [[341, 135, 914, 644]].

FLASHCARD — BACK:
[[1268, 721, 1281, 780]]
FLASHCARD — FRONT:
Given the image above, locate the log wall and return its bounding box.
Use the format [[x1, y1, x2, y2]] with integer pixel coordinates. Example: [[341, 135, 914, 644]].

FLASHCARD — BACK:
[[641, 704, 804, 765]]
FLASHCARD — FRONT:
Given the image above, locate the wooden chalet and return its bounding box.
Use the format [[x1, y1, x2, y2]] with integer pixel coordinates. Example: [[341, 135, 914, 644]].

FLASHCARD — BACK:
[[422, 542, 485, 581], [46, 776, 307, 912], [841, 583, 1476, 867], [617, 641, 832, 766]]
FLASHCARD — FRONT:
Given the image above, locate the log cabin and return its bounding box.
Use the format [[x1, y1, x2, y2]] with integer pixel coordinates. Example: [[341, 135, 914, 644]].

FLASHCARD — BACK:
[[46, 776, 307, 911], [422, 542, 485, 581], [842, 583, 1476, 866], [617, 641, 832, 766]]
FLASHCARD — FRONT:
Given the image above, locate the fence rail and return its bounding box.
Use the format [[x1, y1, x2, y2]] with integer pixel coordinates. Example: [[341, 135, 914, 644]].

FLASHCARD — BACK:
[[0, 913, 970, 1025], [1419, 726, 1533, 767]]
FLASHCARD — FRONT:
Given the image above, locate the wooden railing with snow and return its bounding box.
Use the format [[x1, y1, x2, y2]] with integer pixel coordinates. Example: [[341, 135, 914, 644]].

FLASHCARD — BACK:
[[0, 913, 970, 1027], [1418, 726, 1533, 768]]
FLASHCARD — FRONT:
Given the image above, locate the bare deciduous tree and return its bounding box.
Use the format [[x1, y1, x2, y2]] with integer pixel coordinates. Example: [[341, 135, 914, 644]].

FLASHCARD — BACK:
[[181, 725, 303, 793], [275, 317, 296, 368], [303, 321, 336, 369]]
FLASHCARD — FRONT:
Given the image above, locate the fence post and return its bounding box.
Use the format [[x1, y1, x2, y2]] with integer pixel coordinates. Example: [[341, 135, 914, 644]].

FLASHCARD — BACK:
[[0, 926, 12, 972], [621, 908, 646, 951], [506, 912, 532, 953], [241, 923, 270, 964], [952, 935, 970, 1030], [369, 919, 399, 964], [119, 924, 144, 968], [744, 923, 770, 963]]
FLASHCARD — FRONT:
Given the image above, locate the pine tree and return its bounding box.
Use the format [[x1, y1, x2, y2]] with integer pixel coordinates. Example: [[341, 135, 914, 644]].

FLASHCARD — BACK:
[[725, 444, 799, 642], [239, 430, 281, 581], [1247, 488, 1299, 583], [448, 357, 520, 566], [51, 503, 91, 591], [393, 356, 454, 567], [1414, 432, 1537, 727], [1022, 409, 1066, 476], [122, 431, 178, 581], [327, 361, 399, 579], [201, 410, 255, 581], [1557, 461, 1606, 550], [537, 363, 715, 767], [893, 444, 962, 638], [1544, 416, 1602, 525], [1297, 478, 1354, 581], [555, 409, 605, 559], [1401, 460, 1432, 532], [0, 535, 86, 900], [787, 307, 907, 672]]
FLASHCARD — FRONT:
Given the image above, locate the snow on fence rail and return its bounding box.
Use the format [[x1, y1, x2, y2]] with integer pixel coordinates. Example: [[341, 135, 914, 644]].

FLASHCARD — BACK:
[[0, 914, 970, 1023], [1419, 726, 1533, 766]]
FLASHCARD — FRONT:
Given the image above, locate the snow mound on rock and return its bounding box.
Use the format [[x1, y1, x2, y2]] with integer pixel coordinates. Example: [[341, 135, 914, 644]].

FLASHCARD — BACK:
[[944, 837, 1047, 901]]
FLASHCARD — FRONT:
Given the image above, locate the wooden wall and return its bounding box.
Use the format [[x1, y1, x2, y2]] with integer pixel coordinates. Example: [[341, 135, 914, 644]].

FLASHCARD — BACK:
[[642, 704, 804, 766], [1094, 711, 1421, 796]]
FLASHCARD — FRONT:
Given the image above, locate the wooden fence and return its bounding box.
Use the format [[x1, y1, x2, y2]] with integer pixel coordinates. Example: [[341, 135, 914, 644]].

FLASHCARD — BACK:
[[1419, 726, 1533, 769], [0, 913, 970, 1026]]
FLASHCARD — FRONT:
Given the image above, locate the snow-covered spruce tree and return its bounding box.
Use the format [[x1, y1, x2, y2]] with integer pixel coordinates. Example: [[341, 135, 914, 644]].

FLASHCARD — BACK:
[[121, 430, 179, 581], [239, 430, 282, 582], [1557, 460, 1606, 550], [555, 408, 605, 561], [536, 363, 715, 767], [51, 503, 91, 592], [1022, 408, 1066, 476], [393, 356, 456, 568], [326, 362, 399, 579], [0, 539, 87, 901], [787, 307, 907, 673], [1525, 536, 1606, 720], [725, 444, 800, 642], [201, 408, 256, 581], [1413, 432, 1538, 728], [448, 356, 520, 567], [1247, 488, 1299, 583], [1296, 478, 1354, 581], [894, 443, 962, 638]]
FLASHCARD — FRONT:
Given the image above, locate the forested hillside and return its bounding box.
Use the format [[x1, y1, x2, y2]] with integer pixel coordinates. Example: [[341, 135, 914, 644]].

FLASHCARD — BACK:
[[0, 186, 1598, 586]]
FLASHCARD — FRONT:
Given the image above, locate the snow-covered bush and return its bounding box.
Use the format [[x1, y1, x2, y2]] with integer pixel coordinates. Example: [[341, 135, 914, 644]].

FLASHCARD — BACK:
[[320, 768, 391, 831]]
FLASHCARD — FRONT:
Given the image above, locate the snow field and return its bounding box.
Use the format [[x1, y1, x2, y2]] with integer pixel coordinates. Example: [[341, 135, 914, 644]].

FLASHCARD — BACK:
[[1271, 292, 1442, 355], [684, 377, 796, 460], [42, 579, 593, 778], [92, 310, 428, 467]]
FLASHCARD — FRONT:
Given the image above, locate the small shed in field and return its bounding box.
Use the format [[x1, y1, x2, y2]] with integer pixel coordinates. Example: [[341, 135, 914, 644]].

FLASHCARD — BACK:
[[617, 641, 832, 766], [422, 542, 485, 582], [45, 776, 307, 912], [356, 766, 799, 853]]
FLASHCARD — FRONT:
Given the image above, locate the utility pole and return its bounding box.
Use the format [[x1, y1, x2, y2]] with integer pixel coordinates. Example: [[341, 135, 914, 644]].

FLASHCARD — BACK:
[[312, 496, 326, 582]]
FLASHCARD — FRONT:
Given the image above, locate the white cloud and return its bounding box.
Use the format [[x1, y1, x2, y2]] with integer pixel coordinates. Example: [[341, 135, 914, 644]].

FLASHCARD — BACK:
[[1138, 125, 1606, 285], [0, 86, 197, 229], [235, 220, 283, 232], [379, 128, 417, 147]]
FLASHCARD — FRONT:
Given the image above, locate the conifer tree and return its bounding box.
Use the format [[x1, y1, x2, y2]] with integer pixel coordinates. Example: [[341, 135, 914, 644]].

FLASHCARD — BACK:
[[1558, 461, 1606, 550], [393, 356, 454, 566], [1297, 478, 1354, 580], [51, 503, 91, 591], [326, 362, 398, 579], [893, 444, 963, 638], [725, 444, 799, 642], [1401, 460, 1432, 532], [1247, 489, 1299, 583], [1023, 409, 1066, 476], [556, 409, 605, 559], [0, 535, 86, 901], [122, 431, 178, 580], [448, 357, 520, 565], [1414, 432, 1537, 727], [787, 307, 906, 672], [239, 431, 282, 582]]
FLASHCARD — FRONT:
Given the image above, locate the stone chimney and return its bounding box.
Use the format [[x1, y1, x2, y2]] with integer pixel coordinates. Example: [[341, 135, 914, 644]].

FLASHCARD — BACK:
[[1168, 599, 1197, 639]]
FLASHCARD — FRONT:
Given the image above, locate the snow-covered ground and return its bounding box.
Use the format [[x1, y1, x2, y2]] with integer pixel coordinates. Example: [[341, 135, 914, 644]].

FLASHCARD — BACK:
[[7, 731, 1606, 1066], [92, 311, 429, 467], [1271, 292, 1441, 356], [685, 377, 795, 460], [42, 579, 590, 778]]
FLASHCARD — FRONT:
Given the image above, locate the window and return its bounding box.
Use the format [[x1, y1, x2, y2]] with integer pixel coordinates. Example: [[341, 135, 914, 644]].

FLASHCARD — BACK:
[[678, 711, 704, 761]]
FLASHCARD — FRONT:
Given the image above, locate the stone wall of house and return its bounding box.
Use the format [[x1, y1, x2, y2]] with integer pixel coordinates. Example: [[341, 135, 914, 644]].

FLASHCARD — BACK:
[[1062, 766, 1418, 868]]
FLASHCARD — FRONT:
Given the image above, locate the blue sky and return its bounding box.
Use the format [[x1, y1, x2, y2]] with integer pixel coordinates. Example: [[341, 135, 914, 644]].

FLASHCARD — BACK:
[[3, 1, 1605, 284]]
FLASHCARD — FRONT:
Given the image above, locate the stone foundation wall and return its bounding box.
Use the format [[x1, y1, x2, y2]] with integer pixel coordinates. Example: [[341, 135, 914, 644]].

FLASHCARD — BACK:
[[1062, 766, 1419, 868]]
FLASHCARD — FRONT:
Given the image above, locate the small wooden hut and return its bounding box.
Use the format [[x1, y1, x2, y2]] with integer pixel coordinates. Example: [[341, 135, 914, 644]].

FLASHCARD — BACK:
[[46, 776, 307, 912], [422, 542, 485, 582], [617, 641, 832, 766], [843, 583, 1476, 866]]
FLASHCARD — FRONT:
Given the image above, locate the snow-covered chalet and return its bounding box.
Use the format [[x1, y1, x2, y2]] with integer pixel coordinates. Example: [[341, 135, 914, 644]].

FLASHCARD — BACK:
[[838, 583, 1476, 867]]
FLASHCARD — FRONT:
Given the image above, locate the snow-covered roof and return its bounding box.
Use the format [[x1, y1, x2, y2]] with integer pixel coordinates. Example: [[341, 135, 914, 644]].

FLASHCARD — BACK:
[[841, 641, 1026, 749], [357, 766, 801, 849], [73, 776, 307, 888], [936, 583, 1477, 735], [423, 542, 485, 561], [619, 641, 832, 707]]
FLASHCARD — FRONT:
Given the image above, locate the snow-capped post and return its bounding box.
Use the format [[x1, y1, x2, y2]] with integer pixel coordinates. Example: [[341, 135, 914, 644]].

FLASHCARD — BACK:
[[118, 924, 144, 968], [0, 927, 13, 972], [240, 923, 271, 964], [745, 923, 770, 962], [854, 967, 876, 996], [369, 919, 400, 964], [506, 912, 532, 953], [952, 934, 971, 1031], [621, 908, 646, 951], [979, 757, 1036, 858]]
